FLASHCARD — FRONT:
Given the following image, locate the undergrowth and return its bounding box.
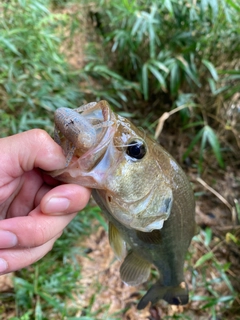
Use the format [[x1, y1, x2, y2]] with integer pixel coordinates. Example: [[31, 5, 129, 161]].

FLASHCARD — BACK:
[[80, 0, 240, 172], [0, 0, 239, 319], [0, 0, 84, 137]]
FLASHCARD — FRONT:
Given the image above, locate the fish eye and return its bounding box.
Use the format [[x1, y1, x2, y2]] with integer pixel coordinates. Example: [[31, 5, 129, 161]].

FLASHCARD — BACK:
[[126, 140, 147, 160]]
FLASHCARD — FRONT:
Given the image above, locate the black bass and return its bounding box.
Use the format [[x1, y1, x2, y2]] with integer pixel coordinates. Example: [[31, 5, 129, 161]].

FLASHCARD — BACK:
[[49, 100, 195, 309]]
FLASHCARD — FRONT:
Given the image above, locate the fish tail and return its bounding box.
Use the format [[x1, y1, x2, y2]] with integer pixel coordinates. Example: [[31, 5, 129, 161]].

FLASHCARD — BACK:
[[137, 281, 189, 310]]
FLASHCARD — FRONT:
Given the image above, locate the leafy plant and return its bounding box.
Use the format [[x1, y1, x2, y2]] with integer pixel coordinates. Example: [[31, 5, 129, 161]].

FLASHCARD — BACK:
[[81, 0, 240, 168], [0, 0, 84, 137], [84, 0, 239, 99], [189, 228, 238, 318], [183, 124, 224, 171]]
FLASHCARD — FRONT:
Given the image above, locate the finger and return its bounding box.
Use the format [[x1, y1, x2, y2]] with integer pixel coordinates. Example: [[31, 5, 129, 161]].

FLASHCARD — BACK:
[[1, 129, 66, 181], [40, 184, 91, 215], [0, 206, 77, 249], [0, 233, 62, 274], [7, 169, 43, 218]]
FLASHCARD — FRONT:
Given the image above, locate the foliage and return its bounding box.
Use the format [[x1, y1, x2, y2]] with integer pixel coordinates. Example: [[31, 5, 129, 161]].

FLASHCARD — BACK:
[[0, 0, 83, 137], [190, 228, 239, 318], [0, 0, 239, 319], [83, 0, 240, 98], [82, 0, 240, 170]]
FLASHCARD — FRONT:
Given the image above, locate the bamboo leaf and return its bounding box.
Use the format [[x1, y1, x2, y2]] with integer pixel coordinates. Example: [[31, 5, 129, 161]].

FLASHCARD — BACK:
[[202, 59, 219, 81], [209, 0, 219, 18], [170, 63, 180, 95], [131, 16, 142, 36], [148, 65, 167, 91], [194, 251, 214, 268], [183, 127, 204, 160], [204, 126, 224, 168], [151, 60, 169, 73], [177, 56, 201, 87], [142, 63, 149, 100], [163, 0, 174, 15], [200, 126, 208, 164]]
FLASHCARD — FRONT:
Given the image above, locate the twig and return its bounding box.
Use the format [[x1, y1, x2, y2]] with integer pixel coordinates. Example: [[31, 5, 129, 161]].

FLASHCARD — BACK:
[[196, 177, 237, 224], [154, 104, 193, 139]]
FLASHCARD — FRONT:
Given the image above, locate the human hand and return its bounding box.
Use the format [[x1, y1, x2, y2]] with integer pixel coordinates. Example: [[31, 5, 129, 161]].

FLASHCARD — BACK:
[[0, 129, 91, 274]]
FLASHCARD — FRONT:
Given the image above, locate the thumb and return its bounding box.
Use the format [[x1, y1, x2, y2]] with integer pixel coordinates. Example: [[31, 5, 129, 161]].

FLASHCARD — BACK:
[[1, 129, 66, 178]]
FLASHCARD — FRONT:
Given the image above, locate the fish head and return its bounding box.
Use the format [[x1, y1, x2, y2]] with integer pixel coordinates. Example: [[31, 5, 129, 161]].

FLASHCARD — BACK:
[[50, 100, 173, 232]]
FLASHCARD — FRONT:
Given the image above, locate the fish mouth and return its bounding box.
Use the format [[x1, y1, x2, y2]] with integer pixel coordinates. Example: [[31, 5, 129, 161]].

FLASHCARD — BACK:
[[50, 101, 118, 184]]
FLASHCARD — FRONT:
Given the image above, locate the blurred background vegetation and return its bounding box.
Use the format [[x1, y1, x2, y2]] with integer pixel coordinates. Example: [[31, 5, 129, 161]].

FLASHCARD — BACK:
[[0, 0, 239, 319]]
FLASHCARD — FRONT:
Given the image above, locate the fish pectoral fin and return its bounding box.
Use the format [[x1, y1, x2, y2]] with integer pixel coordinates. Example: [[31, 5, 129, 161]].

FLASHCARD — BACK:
[[108, 222, 127, 260], [120, 251, 151, 286], [136, 230, 162, 244], [137, 281, 189, 310]]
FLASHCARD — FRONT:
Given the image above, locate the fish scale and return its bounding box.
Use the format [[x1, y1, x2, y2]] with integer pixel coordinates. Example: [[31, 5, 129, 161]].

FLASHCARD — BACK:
[[49, 100, 196, 309]]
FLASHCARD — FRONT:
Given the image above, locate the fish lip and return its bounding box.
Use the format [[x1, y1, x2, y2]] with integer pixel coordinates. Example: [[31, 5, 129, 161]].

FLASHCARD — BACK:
[[50, 101, 118, 178], [76, 121, 116, 171]]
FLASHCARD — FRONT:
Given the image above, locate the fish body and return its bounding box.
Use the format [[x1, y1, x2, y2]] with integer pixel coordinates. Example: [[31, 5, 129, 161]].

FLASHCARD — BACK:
[[50, 100, 195, 309]]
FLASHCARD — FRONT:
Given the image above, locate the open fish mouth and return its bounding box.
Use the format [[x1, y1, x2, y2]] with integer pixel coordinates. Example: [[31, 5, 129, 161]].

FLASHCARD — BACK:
[[50, 101, 118, 181]]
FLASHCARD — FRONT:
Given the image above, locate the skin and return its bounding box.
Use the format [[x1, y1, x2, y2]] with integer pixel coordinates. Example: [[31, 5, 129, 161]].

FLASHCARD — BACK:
[[0, 129, 91, 274]]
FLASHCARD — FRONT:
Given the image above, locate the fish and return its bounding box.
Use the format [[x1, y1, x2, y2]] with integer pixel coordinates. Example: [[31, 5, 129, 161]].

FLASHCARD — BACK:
[[49, 100, 196, 309]]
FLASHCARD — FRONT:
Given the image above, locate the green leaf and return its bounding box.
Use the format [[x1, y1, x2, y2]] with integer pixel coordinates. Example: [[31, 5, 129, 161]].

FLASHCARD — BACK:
[[225, 0, 240, 11], [200, 126, 208, 164], [204, 227, 212, 246], [194, 251, 214, 268], [151, 60, 169, 73], [131, 16, 142, 36], [31, 1, 49, 14], [209, 0, 219, 18], [177, 56, 201, 87], [170, 63, 180, 95], [204, 126, 224, 168], [0, 37, 21, 56], [163, 0, 174, 15], [183, 127, 204, 160], [148, 65, 167, 91], [142, 63, 149, 100], [183, 121, 205, 129], [202, 59, 219, 81]]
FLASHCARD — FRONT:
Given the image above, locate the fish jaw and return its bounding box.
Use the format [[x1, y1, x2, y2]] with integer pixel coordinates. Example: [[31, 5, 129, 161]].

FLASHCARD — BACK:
[[50, 101, 119, 183]]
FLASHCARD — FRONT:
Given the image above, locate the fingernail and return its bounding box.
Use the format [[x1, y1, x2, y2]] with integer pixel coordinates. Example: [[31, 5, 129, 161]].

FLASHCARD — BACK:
[[0, 258, 8, 273], [44, 197, 70, 214], [0, 231, 18, 248]]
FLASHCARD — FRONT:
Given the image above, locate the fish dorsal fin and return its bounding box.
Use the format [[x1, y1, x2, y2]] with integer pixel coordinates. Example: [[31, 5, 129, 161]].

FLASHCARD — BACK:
[[136, 229, 162, 244], [120, 251, 151, 286], [108, 222, 127, 260]]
